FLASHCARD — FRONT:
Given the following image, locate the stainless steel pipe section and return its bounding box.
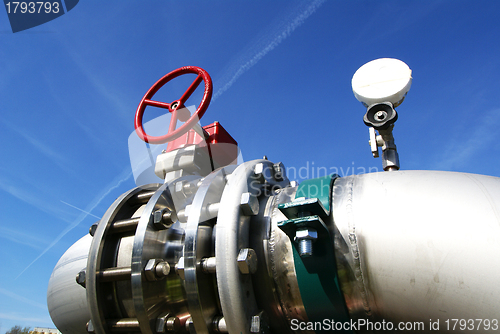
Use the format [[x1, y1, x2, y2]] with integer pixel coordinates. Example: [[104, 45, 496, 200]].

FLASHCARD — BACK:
[[332, 171, 500, 333], [47, 235, 92, 334]]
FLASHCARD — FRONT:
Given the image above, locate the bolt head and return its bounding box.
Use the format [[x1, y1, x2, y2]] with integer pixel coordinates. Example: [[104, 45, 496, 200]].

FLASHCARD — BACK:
[[89, 222, 98, 236], [76, 269, 86, 288], [294, 228, 317, 241], [272, 162, 286, 181], [250, 311, 269, 334], [237, 248, 258, 274]]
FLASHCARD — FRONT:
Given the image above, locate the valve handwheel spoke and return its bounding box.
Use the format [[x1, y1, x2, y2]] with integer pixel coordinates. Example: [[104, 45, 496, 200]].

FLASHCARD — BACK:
[[134, 66, 212, 144]]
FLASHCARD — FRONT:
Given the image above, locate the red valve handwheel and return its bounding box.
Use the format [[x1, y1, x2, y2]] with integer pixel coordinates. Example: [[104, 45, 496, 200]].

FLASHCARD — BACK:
[[134, 66, 213, 144]]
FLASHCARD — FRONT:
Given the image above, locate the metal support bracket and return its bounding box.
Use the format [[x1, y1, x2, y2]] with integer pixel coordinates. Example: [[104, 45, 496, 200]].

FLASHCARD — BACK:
[[276, 174, 352, 333], [368, 124, 400, 171]]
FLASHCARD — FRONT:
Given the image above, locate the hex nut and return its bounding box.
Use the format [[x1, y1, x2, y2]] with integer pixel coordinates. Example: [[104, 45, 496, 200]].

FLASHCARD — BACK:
[[174, 180, 196, 197], [175, 257, 185, 280], [254, 163, 264, 176], [184, 205, 192, 219], [185, 317, 194, 332], [294, 228, 317, 257], [175, 180, 184, 193], [254, 163, 272, 183], [250, 311, 269, 334], [145, 259, 169, 281], [154, 208, 173, 230], [237, 248, 258, 274], [240, 192, 259, 216], [272, 162, 286, 181], [294, 228, 318, 241], [144, 259, 158, 281], [86, 320, 95, 333], [156, 314, 168, 333]]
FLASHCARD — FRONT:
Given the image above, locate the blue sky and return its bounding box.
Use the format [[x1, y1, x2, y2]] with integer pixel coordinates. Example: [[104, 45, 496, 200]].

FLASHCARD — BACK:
[[2, 0, 500, 331]]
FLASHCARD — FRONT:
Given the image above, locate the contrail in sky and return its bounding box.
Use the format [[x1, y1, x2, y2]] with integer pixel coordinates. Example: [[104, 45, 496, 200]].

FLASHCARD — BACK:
[[435, 108, 500, 170], [213, 0, 326, 101], [0, 288, 46, 310], [16, 168, 133, 279], [61, 200, 102, 219], [15, 0, 325, 279]]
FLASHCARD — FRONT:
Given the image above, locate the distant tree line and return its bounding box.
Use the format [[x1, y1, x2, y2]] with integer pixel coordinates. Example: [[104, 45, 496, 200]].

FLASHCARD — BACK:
[[5, 325, 31, 334]]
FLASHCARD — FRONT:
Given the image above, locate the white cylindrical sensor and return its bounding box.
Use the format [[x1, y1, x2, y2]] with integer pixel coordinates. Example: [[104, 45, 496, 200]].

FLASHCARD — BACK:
[[352, 58, 412, 107]]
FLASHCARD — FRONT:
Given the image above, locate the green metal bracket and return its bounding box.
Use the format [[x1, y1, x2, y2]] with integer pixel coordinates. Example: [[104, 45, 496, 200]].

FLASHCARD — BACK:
[[277, 174, 352, 333], [294, 174, 336, 212], [278, 198, 328, 220]]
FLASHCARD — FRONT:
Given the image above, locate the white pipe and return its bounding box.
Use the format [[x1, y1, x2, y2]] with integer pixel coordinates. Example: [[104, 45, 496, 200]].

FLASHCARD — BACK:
[[47, 235, 91, 334], [332, 171, 500, 333]]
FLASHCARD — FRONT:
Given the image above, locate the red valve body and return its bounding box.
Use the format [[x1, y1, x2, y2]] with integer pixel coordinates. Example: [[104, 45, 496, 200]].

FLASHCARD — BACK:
[[166, 121, 238, 167]]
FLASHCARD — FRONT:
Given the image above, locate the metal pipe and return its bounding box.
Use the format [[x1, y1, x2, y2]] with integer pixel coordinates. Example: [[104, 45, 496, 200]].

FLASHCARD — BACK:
[[47, 235, 92, 334], [332, 171, 500, 332], [49, 165, 500, 334]]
